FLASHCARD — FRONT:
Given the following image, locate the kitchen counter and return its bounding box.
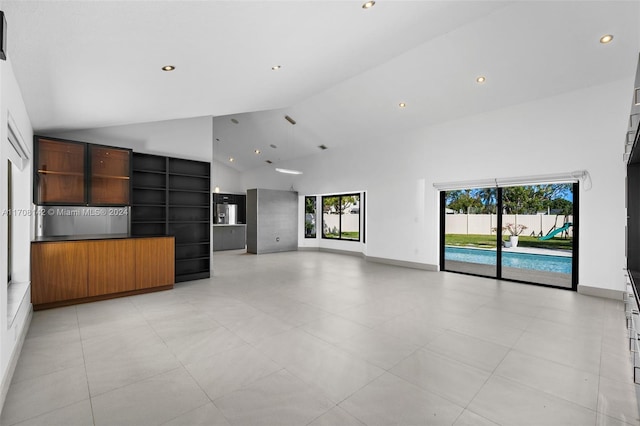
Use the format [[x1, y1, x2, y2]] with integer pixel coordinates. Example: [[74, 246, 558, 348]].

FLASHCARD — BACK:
[[33, 234, 169, 243]]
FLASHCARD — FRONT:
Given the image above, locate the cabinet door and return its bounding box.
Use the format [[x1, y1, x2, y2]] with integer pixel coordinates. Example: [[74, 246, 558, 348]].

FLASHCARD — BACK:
[[135, 237, 175, 289], [36, 139, 86, 204], [90, 145, 131, 205], [87, 239, 136, 296], [31, 242, 88, 304]]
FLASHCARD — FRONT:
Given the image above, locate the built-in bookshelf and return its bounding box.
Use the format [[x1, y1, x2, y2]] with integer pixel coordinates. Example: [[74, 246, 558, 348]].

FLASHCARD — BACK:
[[131, 153, 211, 282]]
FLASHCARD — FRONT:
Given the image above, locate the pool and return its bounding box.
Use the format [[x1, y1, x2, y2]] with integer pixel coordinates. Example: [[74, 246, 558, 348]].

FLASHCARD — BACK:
[[445, 246, 572, 274]]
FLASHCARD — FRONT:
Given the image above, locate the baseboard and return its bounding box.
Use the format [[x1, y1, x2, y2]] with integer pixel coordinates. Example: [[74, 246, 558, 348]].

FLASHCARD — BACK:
[[298, 246, 320, 252], [577, 283, 625, 300], [318, 247, 364, 257], [365, 255, 439, 271], [299, 246, 438, 271], [0, 305, 32, 415]]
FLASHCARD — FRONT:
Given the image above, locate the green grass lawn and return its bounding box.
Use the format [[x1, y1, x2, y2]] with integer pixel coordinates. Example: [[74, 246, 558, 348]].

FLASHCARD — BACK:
[[445, 234, 572, 250], [324, 231, 360, 240]]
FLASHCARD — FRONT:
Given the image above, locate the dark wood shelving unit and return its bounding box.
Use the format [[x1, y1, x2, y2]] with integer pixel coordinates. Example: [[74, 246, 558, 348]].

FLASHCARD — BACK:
[[131, 152, 211, 283]]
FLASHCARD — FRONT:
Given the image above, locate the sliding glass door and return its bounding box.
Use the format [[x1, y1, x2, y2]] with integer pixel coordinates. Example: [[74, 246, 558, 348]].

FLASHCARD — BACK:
[[500, 184, 575, 288], [441, 183, 578, 289], [442, 188, 498, 278]]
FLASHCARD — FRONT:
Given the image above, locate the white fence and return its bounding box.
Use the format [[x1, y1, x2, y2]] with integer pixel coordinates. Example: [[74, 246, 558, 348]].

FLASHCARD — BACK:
[[445, 214, 573, 237], [323, 213, 360, 234]]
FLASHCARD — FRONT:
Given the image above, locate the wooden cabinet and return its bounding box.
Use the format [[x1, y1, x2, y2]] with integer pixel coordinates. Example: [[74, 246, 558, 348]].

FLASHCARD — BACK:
[[87, 239, 136, 296], [34, 136, 131, 206], [135, 237, 175, 289], [31, 242, 88, 305], [31, 237, 175, 309], [89, 145, 131, 205], [35, 138, 86, 204]]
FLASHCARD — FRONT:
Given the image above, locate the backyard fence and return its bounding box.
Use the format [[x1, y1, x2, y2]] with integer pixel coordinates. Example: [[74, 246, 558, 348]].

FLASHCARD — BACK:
[[445, 214, 573, 237]]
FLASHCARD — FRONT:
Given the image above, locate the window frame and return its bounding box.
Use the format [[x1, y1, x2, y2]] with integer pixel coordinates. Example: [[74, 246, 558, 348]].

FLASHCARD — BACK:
[[321, 193, 361, 242], [304, 195, 317, 239]]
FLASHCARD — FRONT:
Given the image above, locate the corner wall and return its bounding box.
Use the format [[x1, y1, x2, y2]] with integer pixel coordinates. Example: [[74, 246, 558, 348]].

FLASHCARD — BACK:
[[241, 79, 631, 296]]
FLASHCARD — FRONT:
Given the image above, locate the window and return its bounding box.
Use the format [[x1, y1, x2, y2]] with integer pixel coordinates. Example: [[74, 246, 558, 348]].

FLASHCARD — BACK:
[[304, 196, 316, 238], [322, 193, 360, 241]]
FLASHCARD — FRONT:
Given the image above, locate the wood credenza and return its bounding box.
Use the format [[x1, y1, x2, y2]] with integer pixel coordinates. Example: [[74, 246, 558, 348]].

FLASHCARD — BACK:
[[31, 236, 174, 310]]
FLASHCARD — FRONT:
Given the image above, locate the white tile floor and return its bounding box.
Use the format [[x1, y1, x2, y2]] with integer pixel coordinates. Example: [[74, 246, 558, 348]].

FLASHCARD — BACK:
[[2, 250, 639, 426]]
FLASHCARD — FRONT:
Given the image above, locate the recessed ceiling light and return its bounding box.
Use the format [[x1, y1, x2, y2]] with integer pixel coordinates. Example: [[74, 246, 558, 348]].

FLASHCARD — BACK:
[[476, 76, 486, 84], [318, 145, 328, 150], [265, 160, 273, 164], [161, 65, 175, 71], [229, 157, 234, 162], [272, 65, 282, 71], [399, 102, 407, 108], [230, 118, 239, 124], [276, 168, 303, 175], [255, 149, 261, 154], [270, 144, 277, 149], [600, 34, 614, 44], [362, 1, 375, 9]]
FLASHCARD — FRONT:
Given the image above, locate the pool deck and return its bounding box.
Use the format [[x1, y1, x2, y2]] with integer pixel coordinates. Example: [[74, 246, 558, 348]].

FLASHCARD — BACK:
[[444, 260, 572, 288], [502, 246, 572, 257]]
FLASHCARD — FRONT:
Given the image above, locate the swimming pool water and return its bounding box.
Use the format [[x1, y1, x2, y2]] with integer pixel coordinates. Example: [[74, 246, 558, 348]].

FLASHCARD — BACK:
[[445, 246, 572, 274]]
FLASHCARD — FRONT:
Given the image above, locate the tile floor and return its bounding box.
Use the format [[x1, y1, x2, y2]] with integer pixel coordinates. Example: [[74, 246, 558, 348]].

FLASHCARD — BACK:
[[2, 250, 640, 426]]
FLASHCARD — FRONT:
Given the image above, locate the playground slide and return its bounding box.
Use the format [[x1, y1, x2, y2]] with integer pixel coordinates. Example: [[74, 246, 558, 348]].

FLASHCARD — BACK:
[[539, 222, 572, 241]]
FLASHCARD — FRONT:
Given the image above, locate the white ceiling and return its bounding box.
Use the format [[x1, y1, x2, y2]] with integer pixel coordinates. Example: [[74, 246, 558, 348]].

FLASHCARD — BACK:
[[2, 1, 639, 172]]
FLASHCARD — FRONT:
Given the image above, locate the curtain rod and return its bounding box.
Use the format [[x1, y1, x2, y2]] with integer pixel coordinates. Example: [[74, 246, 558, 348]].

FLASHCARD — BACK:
[[433, 170, 589, 191]]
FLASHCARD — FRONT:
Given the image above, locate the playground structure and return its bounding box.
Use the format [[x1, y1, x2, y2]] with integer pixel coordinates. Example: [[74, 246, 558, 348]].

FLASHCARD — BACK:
[[539, 222, 572, 240]]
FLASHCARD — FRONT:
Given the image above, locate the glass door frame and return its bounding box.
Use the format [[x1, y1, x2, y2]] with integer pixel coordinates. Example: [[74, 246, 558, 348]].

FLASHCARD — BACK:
[[440, 183, 579, 291]]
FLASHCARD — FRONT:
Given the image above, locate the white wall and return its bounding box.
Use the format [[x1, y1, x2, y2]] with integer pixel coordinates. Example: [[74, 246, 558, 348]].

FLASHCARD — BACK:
[[242, 79, 631, 295], [212, 159, 242, 194], [51, 116, 213, 162], [0, 57, 34, 411]]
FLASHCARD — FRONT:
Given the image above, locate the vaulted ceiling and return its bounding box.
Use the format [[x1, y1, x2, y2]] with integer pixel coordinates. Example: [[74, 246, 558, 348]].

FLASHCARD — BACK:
[[2, 1, 639, 172]]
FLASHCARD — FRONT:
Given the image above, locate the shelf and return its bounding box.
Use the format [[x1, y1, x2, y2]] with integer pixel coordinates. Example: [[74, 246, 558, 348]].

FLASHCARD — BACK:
[[133, 169, 166, 175], [168, 220, 209, 224], [175, 271, 210, 283], [132, 152, 210, 284], [168, 171, 210, 179], [37, 170, 84, 177], [93, 174, 130, 180], [176, 256, 210, 262], [168, 188, 210, 194], [133, 186, 166, 191]]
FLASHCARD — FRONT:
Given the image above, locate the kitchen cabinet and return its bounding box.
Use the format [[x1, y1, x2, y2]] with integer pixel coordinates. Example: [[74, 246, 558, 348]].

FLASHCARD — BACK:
[[34, 136, 131, 206], [89, 145, 131, 205], [31, 241, 88, 305], [135, 237, 175, 289], [35, 138, 86, 204], [31, 236, 175, 310], [87, 239, 136, 296]]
